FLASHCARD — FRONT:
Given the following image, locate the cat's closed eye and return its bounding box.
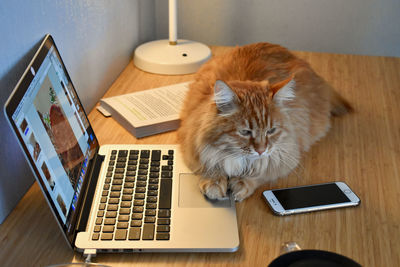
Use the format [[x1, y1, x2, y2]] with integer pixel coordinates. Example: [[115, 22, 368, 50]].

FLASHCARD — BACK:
[[239, 129, 252, 136], [266, 127, 276, 135]]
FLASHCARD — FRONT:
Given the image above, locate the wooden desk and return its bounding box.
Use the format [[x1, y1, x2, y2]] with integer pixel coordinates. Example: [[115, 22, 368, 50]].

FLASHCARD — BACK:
[[1, 46, 400, 267]]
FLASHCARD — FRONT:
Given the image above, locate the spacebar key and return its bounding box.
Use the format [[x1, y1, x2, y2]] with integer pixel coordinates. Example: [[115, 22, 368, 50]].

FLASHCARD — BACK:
[[159, 179, 172, 209]]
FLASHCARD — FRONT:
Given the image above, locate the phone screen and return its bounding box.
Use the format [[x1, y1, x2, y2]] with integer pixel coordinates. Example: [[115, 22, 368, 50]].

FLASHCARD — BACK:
[[272, 183, 351, 210]]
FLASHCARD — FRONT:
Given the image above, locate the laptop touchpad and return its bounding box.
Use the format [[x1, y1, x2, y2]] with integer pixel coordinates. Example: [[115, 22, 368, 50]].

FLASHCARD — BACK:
[[178, 173, 232, 208]]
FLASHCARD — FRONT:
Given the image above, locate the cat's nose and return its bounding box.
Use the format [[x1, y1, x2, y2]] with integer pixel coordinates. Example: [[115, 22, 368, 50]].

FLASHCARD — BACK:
[[256, 147, 266, 155]]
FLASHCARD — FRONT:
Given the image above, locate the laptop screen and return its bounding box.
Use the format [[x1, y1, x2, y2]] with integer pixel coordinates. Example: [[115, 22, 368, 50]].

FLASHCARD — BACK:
[[5, 35, 99, 234]]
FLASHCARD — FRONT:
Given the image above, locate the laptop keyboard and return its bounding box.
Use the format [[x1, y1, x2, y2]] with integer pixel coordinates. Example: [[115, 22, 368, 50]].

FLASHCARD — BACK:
[[91, 149, 174, 241]]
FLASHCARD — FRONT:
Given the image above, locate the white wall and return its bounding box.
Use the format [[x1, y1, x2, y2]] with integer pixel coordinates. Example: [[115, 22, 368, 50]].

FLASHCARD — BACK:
[[155, 0, 400, 57], [0, 0, 155, 223]]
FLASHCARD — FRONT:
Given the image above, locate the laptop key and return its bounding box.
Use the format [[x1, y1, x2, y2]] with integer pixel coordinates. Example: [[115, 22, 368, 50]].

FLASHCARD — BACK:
[[151, 161, 160, 167], [149, 172, 159, 178], [131, 220, 142, 227], [151, 150, 161, 161], [108, 198, 119, 204], [117, 222, 129, 229], [150, 166, 160, 172], [136, 181, 146, 187], [111, 185, 122, 191], [115, 229, 127, 240], [162, 165, 173, 171], [134, 199, 144, 206], [132, 213, 143, 220], [110, 192, 120, 198], [101, 233, 113, 240], [142, 224, 155, 240], [157, 225, 170, 232], [147, 196, 157, 203], [112, 179, 123, 185], [119, 208, 131, 214], [128, 159, 138, 165], [127, 166, 136, 171], [114, 168, 125, 173], [104, 218, 116, 225], [135, 187, 146, 193], [107, 205, 118, 211], [128, 227, 141, 240], [126, 171, 136, 176], [116, 162, 126, 168], [102, 225, 114, 232], [146, 203, 157, 209], [145, 217, 156, 223], [114, 173, 124, 179], [137, 175, 147, 181], [121, 201, 131, 208], [156, 233, 170, 240], [122, 195, 132, 201], [140, 150, 150, 158], [133, 206, 144, 213], [138, 169, 148, 175], [123, 188, 133, 194], [92, 233, 100, 240], [159, 179, 172, 209], [157, 218, 170, 225], [140, 158, 149, 164], [161, 171, 173, 178], [158, 209, 171, 218], [105, 211, 117, 218], [139, 164, 148, 170], [124, 182, 134, 188], [147, 190, 158, 196], [145, 210, 156, 216], [117, 157, 127, 162], [135, 193, 145, 199], [118, 215, 129, 221], [118, 150, 128, 157], [125, 177, 135, 182]]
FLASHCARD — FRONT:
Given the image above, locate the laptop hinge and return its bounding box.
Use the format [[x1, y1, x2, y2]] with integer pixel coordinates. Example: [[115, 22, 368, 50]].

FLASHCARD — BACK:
[[76, 153, 105, 233]]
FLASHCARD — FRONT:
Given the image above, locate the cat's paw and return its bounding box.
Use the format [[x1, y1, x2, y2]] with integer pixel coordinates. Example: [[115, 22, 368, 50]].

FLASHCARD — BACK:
[[199, 176, 228, 200], [229, 177, 256, 202]]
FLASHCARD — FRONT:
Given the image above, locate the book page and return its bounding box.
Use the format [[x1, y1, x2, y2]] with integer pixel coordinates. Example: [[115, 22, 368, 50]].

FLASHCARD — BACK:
[[100, 81, 190, 126], [123, 83, 187, 120]]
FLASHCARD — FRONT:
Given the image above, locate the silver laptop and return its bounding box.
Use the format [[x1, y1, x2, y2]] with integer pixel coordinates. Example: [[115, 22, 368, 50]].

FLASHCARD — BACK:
[[4, 34, 239, 255]]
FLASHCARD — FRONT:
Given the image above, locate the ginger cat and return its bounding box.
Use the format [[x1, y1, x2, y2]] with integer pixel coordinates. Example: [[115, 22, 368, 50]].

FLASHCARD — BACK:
[[178, 43, 351, 201]]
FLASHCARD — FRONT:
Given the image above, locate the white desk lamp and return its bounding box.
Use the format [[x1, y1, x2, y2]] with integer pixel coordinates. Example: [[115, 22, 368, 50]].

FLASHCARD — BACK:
[[134, 0, 211, 75]]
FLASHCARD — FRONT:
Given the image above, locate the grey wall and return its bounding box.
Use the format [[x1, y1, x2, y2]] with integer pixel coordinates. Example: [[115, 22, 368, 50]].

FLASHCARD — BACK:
[[0, 0, 155, 223], [155, 0, 400, 57]]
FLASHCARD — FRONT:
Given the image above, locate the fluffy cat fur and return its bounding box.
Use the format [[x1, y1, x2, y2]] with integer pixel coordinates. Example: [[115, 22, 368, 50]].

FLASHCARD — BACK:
[[178, 43, 351, 201]]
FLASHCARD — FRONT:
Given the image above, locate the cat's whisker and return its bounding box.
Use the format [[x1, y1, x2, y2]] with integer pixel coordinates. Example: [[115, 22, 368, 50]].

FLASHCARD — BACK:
[[276, 147, 304, 178]]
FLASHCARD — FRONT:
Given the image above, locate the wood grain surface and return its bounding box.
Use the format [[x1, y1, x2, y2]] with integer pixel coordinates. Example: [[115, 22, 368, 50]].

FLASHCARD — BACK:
[[1, 46, 399, 267]]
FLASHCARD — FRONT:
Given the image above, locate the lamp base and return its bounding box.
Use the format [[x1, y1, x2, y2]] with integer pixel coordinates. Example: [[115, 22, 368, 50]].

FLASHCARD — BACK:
[[133, 39, 211, 75]]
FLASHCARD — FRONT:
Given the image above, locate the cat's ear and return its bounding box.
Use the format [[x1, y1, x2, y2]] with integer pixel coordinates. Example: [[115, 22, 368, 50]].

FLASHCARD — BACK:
[[270, 75, 296, 104], [214, 80, 238, 115]]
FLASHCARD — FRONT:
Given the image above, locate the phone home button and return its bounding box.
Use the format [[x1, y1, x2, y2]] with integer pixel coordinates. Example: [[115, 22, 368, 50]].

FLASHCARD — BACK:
[[344, 189, 352, 194]]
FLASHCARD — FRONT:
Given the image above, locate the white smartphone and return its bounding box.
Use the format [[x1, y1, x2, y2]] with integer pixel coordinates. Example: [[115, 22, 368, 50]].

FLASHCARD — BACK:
[[262, 182, 360, 216]]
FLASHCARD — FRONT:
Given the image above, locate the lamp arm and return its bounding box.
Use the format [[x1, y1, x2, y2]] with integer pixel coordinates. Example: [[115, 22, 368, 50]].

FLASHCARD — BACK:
[[169, 0, 178, 45]]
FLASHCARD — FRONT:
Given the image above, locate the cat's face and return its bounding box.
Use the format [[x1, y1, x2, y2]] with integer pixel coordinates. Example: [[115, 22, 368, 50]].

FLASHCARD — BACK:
[[213, 80, 287, 157], [201, 78, 297, 176]]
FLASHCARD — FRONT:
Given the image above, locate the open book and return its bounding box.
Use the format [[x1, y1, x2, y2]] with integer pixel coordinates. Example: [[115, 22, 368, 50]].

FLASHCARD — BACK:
[[97, 81, 190, 138]]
